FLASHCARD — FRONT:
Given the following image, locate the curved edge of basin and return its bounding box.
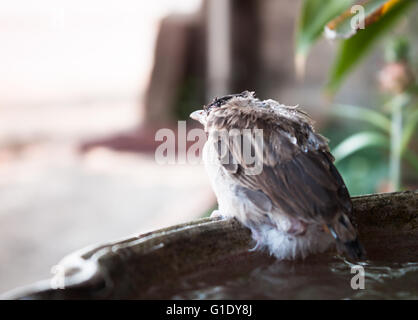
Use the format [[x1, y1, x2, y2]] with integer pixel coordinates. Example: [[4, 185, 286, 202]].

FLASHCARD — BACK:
[[2, 190, 417, 299]]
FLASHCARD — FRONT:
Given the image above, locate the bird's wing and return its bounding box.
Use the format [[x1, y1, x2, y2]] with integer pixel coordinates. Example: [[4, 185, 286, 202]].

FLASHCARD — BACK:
[[207, 106, 352, 225]]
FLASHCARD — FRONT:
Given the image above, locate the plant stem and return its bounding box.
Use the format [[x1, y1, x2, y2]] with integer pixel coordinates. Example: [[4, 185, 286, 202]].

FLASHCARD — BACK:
[[390, 100, 403, 191]]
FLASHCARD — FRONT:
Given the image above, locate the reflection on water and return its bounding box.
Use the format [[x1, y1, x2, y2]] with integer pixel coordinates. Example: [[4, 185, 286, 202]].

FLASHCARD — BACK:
[[161, 254, 418, 299], [138, 229, 418, 300]]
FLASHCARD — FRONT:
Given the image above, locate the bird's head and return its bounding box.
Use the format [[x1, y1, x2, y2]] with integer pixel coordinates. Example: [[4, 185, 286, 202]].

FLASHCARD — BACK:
[[190, 91, 254, 126]]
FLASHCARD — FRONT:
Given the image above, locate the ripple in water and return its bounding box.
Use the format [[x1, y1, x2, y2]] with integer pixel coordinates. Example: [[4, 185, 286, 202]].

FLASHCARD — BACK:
[[166, 254, 418, 300]]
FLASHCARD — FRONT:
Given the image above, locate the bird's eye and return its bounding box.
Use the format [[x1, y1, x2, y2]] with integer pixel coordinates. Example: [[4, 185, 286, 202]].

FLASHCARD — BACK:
[[205, 95, 233, 111], [204, 91, 250, 112]]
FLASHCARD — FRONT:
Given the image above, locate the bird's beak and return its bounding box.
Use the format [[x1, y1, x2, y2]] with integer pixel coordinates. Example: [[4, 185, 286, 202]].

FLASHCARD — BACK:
[[190, 110, 206, 124]]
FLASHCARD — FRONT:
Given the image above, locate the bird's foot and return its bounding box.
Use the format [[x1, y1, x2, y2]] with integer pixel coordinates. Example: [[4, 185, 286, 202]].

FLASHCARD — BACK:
[[210, 210, 226, 220], [248, 241, 262, 252], [248, 229, 264, 252]]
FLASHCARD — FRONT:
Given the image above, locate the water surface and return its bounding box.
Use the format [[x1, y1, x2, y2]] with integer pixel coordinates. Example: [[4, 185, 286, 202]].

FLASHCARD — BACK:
[[144, 230, 418, 299]]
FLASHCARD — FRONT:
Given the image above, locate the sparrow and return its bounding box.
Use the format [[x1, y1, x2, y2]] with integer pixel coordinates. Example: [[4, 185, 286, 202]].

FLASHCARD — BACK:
[[190, 91, 365, 260]]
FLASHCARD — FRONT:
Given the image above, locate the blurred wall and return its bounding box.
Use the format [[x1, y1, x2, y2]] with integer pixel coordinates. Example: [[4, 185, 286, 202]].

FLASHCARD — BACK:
[[142, 0, 384, 126]]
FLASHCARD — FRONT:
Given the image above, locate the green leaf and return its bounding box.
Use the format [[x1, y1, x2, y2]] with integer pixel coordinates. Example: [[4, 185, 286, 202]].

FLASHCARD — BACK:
[[333, 131, 389, 163], [382, 92, 411, 112], [401, 107, 418, 153], [326, 0, 416, 95], [295, 0, 354, 77], [331, 104, 391, 133], [403, 150, 418, 172]]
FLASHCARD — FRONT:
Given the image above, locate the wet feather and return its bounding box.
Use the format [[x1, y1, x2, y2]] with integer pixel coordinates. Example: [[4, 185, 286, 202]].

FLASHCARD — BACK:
[[192, 91, 365, 260]]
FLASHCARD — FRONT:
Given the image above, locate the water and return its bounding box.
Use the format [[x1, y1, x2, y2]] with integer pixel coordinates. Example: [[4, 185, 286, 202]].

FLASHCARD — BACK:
[[164, 255, 418, 300], [143, 231, 418, 299]]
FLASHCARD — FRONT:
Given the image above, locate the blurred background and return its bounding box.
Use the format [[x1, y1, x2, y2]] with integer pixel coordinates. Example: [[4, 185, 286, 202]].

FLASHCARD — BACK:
[[0, 0, 416, 293]]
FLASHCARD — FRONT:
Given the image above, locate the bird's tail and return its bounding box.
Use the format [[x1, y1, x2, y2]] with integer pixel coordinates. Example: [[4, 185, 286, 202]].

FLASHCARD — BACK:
[[327, 213, 365, 260]]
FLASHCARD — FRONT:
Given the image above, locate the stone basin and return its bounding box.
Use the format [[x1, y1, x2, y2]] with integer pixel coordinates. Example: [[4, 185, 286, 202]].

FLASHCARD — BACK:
[[2, 191, 417, 299]]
